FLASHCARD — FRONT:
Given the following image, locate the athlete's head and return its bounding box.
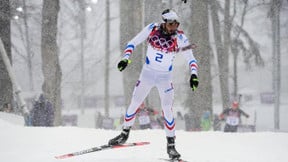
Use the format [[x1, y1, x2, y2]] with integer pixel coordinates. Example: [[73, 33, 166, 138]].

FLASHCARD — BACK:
[[232, 101, 239, 109], [161, 9, 180, 35]]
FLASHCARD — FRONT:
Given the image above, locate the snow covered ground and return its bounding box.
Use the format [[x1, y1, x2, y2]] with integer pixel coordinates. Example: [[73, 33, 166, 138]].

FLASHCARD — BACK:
[[1, 115, 288, 162]]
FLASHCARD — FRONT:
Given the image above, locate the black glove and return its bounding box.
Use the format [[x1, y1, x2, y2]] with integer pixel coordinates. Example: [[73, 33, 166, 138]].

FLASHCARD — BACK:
[[117, 59, 131, 72], [189, 74, 199, 91]]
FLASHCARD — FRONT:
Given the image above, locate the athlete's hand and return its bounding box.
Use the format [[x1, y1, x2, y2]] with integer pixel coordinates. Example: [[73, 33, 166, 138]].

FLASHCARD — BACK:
[[190, 74, 199, 91], [219, 114, 224, 120], [117, 59, 131, 72]]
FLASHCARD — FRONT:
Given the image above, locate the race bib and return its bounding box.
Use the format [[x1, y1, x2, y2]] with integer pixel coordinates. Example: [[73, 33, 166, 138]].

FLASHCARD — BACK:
[[226, 116, 239, 126], [139, 115, 151, 125]]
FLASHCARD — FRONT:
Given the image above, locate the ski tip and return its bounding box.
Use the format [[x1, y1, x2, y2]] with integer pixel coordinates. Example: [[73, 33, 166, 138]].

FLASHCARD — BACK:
[[178, 159, 188, 162], [55, 153, 73, 159], [175, 159, 188, 162], [135, 141, 150, 145]]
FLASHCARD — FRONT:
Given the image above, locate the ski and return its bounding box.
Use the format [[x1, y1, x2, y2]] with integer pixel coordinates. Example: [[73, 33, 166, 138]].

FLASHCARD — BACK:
[[55, 141, 150, 159], [159, 158, 189, 162]]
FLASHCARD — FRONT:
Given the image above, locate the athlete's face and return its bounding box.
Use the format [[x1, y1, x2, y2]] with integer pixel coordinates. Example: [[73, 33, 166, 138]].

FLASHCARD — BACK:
[[232, 104, 238, 110], [232, 102, 239, 110], [164, 21, 179, 35]]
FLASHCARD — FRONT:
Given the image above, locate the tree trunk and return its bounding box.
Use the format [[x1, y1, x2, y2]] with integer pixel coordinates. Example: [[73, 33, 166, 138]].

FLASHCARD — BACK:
[[23, 0, 34, 91], [76, 0, 86, 115], [210, 0, 230, 109], [224, 0, 233, 98], [186, 0, 212, 130], [231, 40, 239, 100], [0, 0, 13, 108], [104, 0, 110, 117], [144, 0, 162, 109], [41, 0, 62, 126], [120, 0, 144, 107], [270, 0, 281, 130]]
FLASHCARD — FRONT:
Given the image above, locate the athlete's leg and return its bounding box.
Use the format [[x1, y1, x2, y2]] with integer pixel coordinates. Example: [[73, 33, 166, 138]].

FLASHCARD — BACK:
[[123, 69, 154, 128], [232, 125, 238, 132], [224, 124, 230, 132], [157, 79, 175, 137], [108, 67, 155, 145], [157, 75, 181, 159]]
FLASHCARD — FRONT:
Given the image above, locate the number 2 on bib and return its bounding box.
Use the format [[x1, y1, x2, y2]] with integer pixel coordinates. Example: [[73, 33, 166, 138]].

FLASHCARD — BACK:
[[155, 53, 163, 62]]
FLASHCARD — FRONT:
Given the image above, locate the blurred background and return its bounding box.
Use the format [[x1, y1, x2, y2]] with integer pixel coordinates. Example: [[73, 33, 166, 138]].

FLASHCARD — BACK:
[[0, 0, 287, 132]]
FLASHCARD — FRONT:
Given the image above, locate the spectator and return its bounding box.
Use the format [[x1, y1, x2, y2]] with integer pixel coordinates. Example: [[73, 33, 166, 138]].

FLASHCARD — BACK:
[[30, 94, 54, 126], [200, 111, 211, 131], [137, 103, 152, 129], [96, 112, 103, 128], [1, 103, 13, 113], [219, 101, 249, 132]]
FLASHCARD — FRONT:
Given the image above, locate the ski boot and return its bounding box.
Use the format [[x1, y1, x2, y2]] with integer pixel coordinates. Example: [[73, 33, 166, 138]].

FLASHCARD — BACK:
[[108, 127, 131, 145], [167, 137, 181, 160]]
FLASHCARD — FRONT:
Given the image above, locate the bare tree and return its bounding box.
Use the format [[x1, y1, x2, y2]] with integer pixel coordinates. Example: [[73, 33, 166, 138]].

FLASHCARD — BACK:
[[210, 0, 230, 109], [22, 0, 34, 91], [0, 0, 13, 108], [74, 0, 86, 115], [104, 0, 110, 117], [120, 0, 144, 107], [268, 0, 282, 130], [41, 0, 62, 126], [10, 0, 41, 92], [209, 0, 265, 108], [144, 0, 163, 109], [223, 0, 233, 98], [185, 0, 212, 129]]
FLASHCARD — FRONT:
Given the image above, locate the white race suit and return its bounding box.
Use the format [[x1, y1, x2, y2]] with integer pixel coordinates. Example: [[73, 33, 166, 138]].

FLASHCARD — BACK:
[[121, 23, 198, 137]]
